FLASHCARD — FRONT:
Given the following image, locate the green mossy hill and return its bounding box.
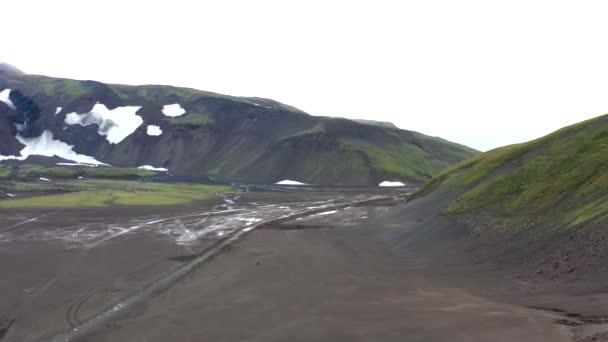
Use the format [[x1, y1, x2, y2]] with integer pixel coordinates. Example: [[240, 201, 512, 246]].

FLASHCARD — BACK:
[[0, 72, 477, 186], [417, 114, 608, 230]]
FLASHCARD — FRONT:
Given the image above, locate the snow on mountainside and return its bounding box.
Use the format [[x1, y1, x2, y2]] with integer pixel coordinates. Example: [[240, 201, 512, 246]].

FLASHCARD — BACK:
[[379, 181, 406, 187], [0, 130, 105, 165], [138, 165, 168, 172], [64, 103, 143, 144], [146, 125, 162, 136], [0, 89, 15, 109], [0, 69, 477, 186], [162, 103, 186, 117], [275, 180, 309, 185]]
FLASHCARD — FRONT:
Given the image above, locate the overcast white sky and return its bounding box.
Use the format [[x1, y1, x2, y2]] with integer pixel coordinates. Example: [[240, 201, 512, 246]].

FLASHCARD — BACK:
[[3, 0, 608, 151]]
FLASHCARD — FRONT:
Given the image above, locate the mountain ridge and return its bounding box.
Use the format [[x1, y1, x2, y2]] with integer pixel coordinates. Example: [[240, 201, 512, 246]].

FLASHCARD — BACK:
[[0, 69, 477, 186]]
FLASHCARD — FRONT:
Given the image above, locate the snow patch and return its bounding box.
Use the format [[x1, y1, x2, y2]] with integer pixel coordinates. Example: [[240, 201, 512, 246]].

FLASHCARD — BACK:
[[55, 107, 62, 115], [0, 154, 23, 162], [0, 130, 106, 165], [146, 125, 162, 136], [0, 89, 15, 109], [64, 103, 143, 144], [162, 103, 186, 117], [275, 180, 309, 185], [138, 165, 168, 172], [379, 181, 405, 187]]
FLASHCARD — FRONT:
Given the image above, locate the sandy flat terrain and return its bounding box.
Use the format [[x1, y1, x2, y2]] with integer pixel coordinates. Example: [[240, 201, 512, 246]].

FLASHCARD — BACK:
[[0, 191, 380, 341], [82, 205, 571, 342], [2, 191, 606, 341]]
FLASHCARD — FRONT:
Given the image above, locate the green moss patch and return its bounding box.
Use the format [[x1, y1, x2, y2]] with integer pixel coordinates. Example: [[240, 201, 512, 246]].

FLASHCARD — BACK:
[[419, 114, 608, 230], [0, 180, 234, 208], [17, 164, 78, 178], [82, 167, 157, 178], [0, 166, 10, 178]]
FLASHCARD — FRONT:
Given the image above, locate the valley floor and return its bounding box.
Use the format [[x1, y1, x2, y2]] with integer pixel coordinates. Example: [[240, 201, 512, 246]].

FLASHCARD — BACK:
[[83, 205, 572, 342], [0, 190, 606, 341]]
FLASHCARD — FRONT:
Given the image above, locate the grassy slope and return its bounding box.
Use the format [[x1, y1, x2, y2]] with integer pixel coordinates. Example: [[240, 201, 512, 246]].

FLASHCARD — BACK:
[[239, 124, 478, 185], [417, 114, 608, 230]]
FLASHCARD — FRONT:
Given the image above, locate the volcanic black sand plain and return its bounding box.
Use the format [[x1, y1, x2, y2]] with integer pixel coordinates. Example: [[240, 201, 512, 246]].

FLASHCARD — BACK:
[[1, 186, 606, 342]]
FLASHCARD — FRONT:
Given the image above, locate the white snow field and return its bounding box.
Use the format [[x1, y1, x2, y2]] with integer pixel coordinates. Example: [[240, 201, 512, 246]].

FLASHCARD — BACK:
[[275, 180, 309, 185], [379, 181, 405, 187], [0, 154, 23, 162], [0, 130, 105, 164], [64, 103, 143, 144], [147, 125, 162, 136], [0, 89, 15, 109], [162, 103, 186, 117], [138, 165, 168, 172]]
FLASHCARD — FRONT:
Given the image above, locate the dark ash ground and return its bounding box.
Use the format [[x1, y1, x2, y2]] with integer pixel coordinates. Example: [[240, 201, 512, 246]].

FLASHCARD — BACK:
[[1, 189, 607, 341]]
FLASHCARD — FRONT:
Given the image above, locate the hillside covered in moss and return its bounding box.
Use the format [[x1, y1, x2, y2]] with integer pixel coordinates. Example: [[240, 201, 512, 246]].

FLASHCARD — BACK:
[[417, 114, 608, 230], [0, 66, 476, 186]]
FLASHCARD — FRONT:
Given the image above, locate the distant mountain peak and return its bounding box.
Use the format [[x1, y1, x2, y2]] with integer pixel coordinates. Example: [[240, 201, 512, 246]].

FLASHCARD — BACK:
[[0, 63, 25, 74]]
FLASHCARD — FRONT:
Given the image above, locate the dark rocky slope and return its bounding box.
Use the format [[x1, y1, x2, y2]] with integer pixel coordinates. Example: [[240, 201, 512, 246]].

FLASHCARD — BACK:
[[0, 102, 23, 156], [0, 66, 476, 186]]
